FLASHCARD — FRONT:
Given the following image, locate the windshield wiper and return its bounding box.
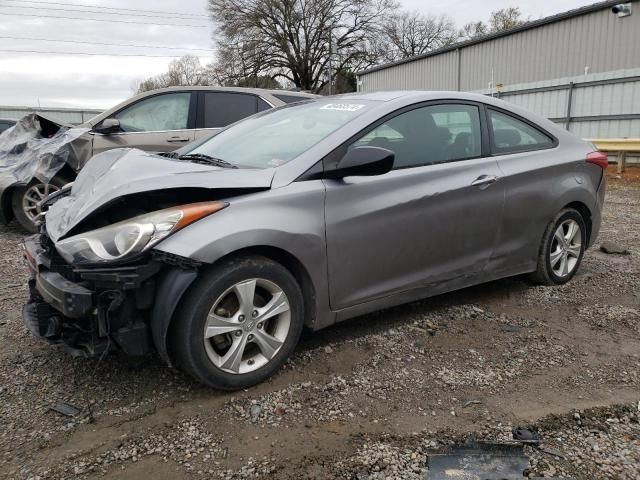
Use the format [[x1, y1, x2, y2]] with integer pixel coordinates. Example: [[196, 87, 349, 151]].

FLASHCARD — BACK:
[[177, 153, 238, 169]]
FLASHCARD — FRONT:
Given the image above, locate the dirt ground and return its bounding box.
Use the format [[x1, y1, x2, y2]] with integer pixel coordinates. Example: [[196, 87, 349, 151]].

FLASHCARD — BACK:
[[1, 168, 639, 479]]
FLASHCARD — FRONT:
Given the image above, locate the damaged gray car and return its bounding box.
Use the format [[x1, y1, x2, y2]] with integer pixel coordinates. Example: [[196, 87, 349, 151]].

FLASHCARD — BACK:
[[23, 92, 607, 390]]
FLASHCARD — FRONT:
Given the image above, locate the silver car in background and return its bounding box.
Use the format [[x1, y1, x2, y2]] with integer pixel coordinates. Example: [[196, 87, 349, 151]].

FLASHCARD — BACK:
[[1, 87, 316, 232], [23, 91, 607, 390]]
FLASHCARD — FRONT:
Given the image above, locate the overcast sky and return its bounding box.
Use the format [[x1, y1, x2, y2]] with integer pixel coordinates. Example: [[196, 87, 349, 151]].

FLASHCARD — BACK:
[[0, 0, 596, 110]]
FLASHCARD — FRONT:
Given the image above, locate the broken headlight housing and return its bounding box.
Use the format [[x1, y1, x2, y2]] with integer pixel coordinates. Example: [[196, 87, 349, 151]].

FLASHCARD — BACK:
[[55, 201, 227, 265]]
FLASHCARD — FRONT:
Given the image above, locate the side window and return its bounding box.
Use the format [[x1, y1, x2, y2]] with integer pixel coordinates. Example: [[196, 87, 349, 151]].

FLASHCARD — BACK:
[[203, 92, 259, 128], [489, 109, 553, 153], [115, 93, 191, 132], [353, 104, 482, 169]]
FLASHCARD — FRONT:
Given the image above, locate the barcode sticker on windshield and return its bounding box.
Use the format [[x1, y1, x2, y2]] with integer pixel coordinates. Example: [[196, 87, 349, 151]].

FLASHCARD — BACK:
[[320, 103, 366, 112]]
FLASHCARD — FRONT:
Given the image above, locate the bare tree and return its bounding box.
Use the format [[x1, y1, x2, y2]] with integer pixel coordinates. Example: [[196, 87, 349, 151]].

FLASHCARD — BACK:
[[135, 56, 212, 93], [381, 10, 457, 61], [489, 7, 525, 31], [208, 0, 398, 92], [459, 6, 526, 41], [207, 36, 279, 87], [459, 21, 488, 41]]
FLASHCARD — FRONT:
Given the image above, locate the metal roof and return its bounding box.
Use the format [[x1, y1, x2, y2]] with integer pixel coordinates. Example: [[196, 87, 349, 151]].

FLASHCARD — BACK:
[[357, 0, 627, 76]]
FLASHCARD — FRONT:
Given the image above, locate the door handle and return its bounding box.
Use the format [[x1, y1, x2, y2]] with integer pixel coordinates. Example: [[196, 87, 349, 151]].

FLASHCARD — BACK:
[[167, 136, 189, 143], [471, 174, 500, 187]]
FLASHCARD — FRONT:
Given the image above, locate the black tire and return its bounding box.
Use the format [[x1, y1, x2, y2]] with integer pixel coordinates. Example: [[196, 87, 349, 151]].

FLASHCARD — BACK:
[[171, 255, 304, 390], [11, 175, 69, 233], [530, 208, 586, 286]]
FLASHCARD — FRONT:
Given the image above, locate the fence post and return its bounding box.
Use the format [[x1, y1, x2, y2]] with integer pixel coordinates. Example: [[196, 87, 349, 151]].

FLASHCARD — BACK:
[[565, 81, 575, 130], [617, 151, 626, 173]]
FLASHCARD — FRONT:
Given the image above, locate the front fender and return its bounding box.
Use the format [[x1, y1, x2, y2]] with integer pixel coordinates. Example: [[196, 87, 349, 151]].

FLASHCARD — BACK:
[[150, 267, 198, 365], [153, 182, 334, 330]]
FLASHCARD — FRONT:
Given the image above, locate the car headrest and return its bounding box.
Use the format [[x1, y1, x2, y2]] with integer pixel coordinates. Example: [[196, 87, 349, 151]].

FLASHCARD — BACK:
[[436, 127, 451, 143], [454, 132, 471, 146]]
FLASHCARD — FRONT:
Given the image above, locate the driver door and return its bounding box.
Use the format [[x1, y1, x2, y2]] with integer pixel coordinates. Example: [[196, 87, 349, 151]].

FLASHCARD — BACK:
[[324, 102, 505, 310], [92, 92, 195, 154]]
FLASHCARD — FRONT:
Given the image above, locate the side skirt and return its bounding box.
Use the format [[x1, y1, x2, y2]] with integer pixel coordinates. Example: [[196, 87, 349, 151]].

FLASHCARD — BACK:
[[332, 266, 533, 325]]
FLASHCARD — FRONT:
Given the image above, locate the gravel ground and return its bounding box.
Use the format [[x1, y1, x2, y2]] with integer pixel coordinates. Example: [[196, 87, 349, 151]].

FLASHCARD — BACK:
[[0, 172, 639, 479]]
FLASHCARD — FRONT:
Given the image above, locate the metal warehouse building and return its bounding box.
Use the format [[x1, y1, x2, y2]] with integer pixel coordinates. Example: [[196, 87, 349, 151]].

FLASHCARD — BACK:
[[357, 0, 640, 140]]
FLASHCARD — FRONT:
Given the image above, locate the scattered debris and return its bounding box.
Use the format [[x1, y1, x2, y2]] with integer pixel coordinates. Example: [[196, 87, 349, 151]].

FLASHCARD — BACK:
[[427, 441, 529, 480], [249, 404, 261, 423], [50, 401, 81, 417], [600, 241, 630, 255], [512, 426, 541, 444], [539, 446, 565, 459]]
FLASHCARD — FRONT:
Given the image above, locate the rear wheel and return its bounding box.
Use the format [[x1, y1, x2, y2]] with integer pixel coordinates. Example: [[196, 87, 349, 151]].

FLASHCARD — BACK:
[[171, 255, 304, 390], [530, 209, 586, 285], [11, 175, 68, 233]]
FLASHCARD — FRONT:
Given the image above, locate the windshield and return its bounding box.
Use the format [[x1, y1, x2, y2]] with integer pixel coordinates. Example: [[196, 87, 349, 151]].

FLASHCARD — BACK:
[[187, 100, 374, 168]]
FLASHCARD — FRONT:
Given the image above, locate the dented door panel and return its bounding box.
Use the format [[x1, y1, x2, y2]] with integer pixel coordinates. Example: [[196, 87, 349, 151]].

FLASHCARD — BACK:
[[324, 157, 505, 310]]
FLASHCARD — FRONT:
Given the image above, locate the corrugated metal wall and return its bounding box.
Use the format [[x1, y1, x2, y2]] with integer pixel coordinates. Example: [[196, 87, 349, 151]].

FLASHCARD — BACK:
[[458, 6, 640, 91], [360, 50, 458, 91], [359, 3, 640, 93], [0, 107, 102, 125], [476, 68, 640, 138]]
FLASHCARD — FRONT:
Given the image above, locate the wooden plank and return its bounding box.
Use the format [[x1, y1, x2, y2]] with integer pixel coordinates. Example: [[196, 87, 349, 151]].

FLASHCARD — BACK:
[[586, 139, 640, 153]]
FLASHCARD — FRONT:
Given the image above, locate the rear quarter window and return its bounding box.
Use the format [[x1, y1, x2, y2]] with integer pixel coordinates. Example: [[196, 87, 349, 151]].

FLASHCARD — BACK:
[[488, 109, 554, 154]]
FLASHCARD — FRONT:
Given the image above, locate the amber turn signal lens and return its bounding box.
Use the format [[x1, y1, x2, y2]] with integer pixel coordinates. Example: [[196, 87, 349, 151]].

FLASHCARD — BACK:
[[175, 201, 229, 230]]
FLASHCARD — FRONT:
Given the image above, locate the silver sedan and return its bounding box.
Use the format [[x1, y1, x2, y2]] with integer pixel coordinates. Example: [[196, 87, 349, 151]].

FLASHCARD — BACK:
[[25, 91, 607, 389]]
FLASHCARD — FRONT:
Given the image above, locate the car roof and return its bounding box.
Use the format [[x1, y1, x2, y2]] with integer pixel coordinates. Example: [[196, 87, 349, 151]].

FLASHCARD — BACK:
[[334, 90, 496, 102], [145, 85, 318, 97]]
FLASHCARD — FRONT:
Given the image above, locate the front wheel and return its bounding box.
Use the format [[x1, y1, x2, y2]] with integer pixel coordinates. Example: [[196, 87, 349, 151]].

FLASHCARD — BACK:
[[171, 255, 304, 390], [530, 209, 586, 286]]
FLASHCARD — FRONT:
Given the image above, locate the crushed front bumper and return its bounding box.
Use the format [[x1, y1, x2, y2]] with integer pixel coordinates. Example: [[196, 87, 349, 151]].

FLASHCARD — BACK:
[[22, 234, 196, 360]]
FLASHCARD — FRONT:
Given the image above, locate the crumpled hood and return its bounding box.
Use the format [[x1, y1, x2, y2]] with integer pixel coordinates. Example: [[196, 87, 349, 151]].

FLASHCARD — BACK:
[[45, 148, 275, 241], [0, 113, 90, 190]]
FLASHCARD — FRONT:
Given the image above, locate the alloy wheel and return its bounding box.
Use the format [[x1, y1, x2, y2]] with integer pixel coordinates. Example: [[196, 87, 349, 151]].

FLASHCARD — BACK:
[[550, 219, 582, 278], [21, 182, 60, 222], [203, 278, 291, 374]]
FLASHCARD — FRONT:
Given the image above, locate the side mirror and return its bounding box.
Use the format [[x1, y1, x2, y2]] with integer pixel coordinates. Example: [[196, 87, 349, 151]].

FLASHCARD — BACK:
[[326, 146, 394, 179], [94, 118, 121, 134]]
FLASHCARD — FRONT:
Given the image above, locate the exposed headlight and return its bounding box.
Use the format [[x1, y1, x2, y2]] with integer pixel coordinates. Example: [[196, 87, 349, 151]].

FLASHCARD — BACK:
[[55, 201, 227, 265]]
